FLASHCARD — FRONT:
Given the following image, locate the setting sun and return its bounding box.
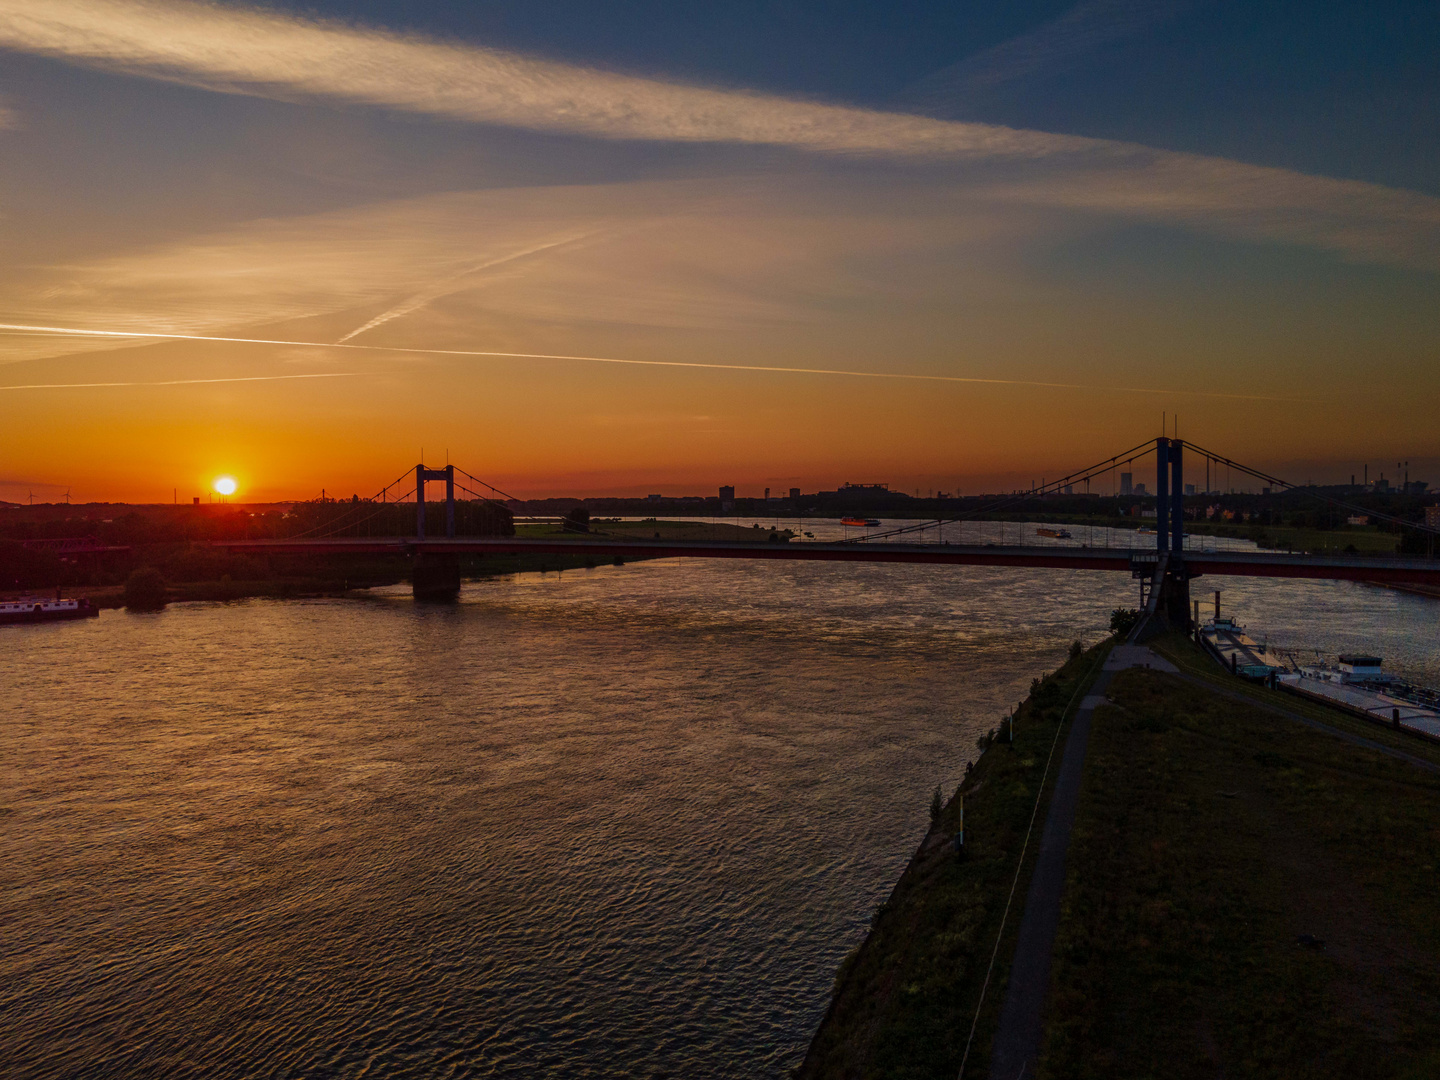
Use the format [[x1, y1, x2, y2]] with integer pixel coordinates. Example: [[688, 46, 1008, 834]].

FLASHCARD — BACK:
[[213, 476, 238, 496]]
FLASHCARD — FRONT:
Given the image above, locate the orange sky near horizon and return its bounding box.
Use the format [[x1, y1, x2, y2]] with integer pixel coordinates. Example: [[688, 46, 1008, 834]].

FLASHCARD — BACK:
[[2, 3, 1438, 504]]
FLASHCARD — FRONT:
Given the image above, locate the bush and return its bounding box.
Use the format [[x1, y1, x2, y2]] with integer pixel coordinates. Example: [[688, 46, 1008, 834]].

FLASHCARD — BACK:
[[561, 506, 590, 533], [929, 784, 943, 825], [123, 567, 169, 611], [1069, 640, 1084, 660], [1109, 607, 1141, 637]]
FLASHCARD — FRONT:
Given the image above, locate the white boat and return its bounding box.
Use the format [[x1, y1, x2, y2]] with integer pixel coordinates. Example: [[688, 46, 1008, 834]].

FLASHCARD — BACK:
[[0, 596, 100, 626]]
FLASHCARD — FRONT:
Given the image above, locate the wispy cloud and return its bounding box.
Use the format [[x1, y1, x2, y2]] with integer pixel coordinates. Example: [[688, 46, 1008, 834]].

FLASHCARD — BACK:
[[0, 0, 1088, 159], [0, 0, 1436, 273], [899, 0, 1189, 114], [0, 323, 1318, 403], [335, 230, 604, 343], [0, 371, 356, 390]]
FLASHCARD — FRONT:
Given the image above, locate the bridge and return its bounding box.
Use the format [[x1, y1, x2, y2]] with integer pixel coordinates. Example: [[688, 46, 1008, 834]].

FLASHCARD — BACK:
[[215, 443, 1440, 614]]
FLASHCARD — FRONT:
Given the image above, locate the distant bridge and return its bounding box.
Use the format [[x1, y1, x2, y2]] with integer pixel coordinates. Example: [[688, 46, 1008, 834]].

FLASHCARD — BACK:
[[214, 536, 1440, 586], [214, 448, 1440, 603], [19, 536, 131, 556]]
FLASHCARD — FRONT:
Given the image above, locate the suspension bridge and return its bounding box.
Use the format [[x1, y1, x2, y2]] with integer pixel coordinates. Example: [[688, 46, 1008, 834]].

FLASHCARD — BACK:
[[215, 440, 1440, 611]]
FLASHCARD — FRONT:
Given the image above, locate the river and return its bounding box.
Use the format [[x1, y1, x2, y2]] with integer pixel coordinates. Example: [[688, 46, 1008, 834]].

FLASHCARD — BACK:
[[3, 550, 1436, 1077]]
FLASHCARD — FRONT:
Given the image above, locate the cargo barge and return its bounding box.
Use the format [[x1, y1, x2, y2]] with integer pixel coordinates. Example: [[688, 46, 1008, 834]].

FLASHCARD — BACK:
[[1278, 656, 1440, 742], [0, 596, 101, 626], [1198, 613, 1284, 680]]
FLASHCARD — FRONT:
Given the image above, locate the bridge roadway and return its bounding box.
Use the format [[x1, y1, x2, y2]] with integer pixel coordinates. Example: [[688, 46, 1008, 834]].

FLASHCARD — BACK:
[[213, 536, 1440, 585]]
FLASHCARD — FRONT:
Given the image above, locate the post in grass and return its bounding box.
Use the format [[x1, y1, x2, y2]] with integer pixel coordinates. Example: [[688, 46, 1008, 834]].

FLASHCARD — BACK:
[[956, 793, 964, 850]]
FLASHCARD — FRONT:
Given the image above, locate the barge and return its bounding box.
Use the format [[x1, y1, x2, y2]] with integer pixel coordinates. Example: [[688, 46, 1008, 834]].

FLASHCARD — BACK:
[[0, 596, 101, 626], [1278, 656, 1440, 741]]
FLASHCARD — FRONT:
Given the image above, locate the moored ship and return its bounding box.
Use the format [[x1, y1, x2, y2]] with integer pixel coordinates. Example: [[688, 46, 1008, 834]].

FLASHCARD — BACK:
[[1279, 655, 1440, 741], [0, 596, 101, 626], [1199, 613, 1283, 680]]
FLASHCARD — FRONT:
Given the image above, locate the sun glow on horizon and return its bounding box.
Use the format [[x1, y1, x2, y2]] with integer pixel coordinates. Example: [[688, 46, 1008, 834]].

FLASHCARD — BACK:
[[214, 476, 238, 496]]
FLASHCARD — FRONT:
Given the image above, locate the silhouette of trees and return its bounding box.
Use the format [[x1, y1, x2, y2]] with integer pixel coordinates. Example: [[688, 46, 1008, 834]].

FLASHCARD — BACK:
[[123, 567, 169, 611]]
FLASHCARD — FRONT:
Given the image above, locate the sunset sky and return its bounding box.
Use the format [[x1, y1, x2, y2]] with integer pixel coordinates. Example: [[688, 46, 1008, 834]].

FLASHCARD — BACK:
[[1, 0, 1437, 502]]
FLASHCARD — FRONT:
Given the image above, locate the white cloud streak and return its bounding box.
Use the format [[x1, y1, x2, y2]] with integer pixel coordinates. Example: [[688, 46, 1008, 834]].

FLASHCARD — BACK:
[[0, 0, 1436, 271], [0, 0, 1091, 159], [0, 323, 1317, 403], [0, 371, 355, 390], [335, 230, 603, 343]]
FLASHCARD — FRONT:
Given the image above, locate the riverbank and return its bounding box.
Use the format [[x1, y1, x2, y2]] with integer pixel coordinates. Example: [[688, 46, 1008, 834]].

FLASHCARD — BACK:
[[5, 519, 781, 610], [801, 633, 1440, 1078], [46, 553, 621, 610], [798, 641, 1110, 1077]]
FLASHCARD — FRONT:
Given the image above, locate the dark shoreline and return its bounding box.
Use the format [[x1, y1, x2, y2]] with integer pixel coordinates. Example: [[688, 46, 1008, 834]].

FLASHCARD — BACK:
[[797, 632, 1440, 1078]]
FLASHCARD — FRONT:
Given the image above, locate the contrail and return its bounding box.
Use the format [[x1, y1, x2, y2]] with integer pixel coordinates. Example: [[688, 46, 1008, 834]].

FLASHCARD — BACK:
[[336, 232, 601, 343], [0, 322, 1316, 403], [0, 371, 356, 390]]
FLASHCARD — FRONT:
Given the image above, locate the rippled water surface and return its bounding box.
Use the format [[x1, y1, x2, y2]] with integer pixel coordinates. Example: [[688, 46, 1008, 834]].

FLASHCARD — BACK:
[[3, 556, 1436, 1077]]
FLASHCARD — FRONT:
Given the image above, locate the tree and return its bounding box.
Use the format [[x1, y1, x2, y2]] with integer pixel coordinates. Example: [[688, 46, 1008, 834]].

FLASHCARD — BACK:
[[561, 506, 590, 533], [123, 567, 169, 611], [1109, 607, 1141, 637]]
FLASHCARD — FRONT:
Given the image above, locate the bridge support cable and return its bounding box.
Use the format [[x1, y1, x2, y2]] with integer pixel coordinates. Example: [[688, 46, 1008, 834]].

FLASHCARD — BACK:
[[848, 439, 1161, 546], [277, 464, 421, 540], [1181, 442, 1440, 543]]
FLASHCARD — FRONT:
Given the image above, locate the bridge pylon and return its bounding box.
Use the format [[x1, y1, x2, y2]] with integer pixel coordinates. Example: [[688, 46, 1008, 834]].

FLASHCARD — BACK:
[[1143, 436, 1193, 635], [412, 463, 461, 601]]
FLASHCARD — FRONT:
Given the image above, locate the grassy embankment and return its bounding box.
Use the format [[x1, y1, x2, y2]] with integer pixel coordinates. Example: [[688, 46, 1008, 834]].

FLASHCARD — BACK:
[[1186, 521, 1400, 555], [1041, 649, 1440, 1079], [798, 641, 1112, 1079], [802, 631, 1440, 1079]]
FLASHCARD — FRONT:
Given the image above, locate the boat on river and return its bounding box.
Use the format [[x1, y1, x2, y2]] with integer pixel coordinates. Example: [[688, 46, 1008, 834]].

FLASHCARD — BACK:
[[1199, 615, 1283, 680], [1279, 655, 1440, 740], [1035, 527, 1073, 539], [0, 596, 101, 626], [840, 517, 882, 528]]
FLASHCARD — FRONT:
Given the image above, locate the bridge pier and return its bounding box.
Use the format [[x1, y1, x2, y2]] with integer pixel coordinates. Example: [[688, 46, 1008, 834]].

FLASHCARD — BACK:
[[412, 552, 461, 601], [1160, 562, 1192, 630]]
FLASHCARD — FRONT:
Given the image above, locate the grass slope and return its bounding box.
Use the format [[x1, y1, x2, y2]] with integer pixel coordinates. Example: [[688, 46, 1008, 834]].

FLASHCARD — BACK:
[[798, 643, 1110, 1079], [1041, 658, 1440, 1079]]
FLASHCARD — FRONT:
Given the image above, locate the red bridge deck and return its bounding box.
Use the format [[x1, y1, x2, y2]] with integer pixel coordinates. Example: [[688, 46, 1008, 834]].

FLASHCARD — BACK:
[[214, 536, 1440, 586]]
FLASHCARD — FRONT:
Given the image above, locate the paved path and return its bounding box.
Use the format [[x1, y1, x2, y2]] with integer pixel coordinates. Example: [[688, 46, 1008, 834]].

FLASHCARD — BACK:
[[985, 646, 1167, 1080], [984, 649, 1440, 1079]]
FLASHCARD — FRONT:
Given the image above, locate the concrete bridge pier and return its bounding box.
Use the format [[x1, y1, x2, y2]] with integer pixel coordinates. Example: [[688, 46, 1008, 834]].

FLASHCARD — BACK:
[[1161, 560, 1193, 630], [412, 552, 461, 601]]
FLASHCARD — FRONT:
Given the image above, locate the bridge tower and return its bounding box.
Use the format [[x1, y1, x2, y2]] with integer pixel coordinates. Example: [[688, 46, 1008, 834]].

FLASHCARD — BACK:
[[1145, 437, 1192, 633], [1156, 437, 1170, 553], [414, 464, 456, 539], [412, 463, 461, 601]]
